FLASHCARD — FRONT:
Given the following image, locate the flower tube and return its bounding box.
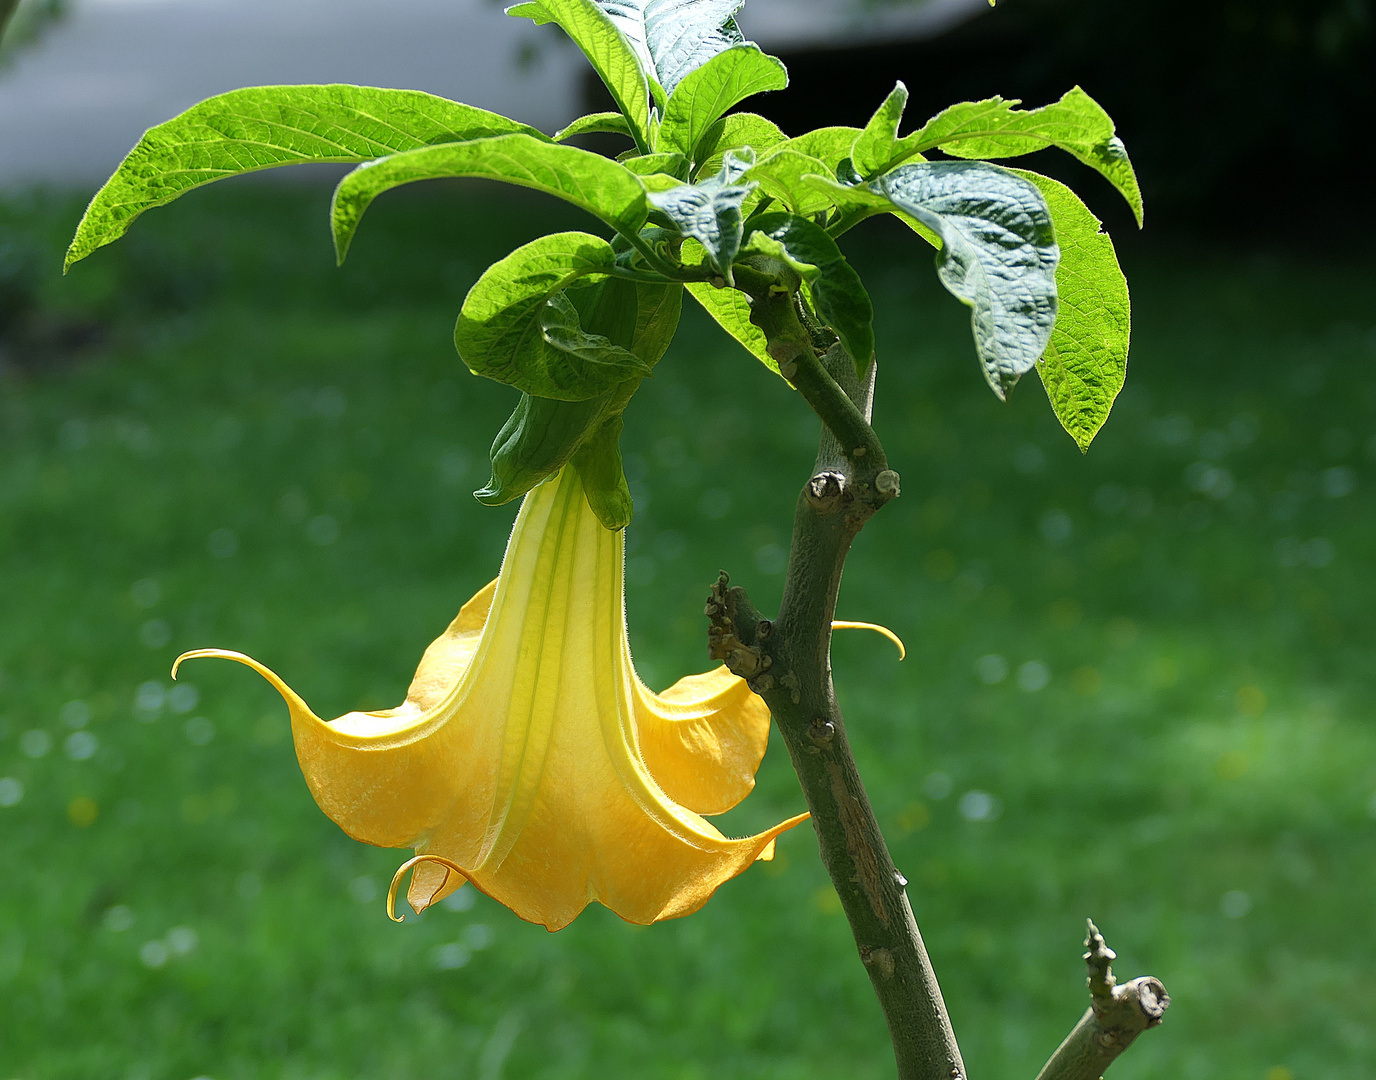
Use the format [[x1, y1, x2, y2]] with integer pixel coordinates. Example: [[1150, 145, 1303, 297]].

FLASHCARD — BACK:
[[176, 465, 806, 930]]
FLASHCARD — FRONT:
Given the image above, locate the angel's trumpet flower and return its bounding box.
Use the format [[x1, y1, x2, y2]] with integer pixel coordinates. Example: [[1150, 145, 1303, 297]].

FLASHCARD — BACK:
[[175, 465, 806, 930]]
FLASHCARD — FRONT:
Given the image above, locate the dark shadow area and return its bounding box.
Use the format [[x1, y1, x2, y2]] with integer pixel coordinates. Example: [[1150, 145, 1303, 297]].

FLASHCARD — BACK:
[[586, 0, 1373, 244]]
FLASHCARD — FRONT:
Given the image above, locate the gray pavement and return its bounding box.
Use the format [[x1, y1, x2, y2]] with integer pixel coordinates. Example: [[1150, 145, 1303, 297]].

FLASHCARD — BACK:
[[0, 0, 987, 189]]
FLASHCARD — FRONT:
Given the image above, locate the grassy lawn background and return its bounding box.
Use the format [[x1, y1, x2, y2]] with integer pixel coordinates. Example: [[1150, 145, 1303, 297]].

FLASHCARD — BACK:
[[1, 182, 1373, 1080]]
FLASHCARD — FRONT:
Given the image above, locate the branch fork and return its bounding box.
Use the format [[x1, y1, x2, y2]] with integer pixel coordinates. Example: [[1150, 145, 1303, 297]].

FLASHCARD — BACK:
[[1033, 922, 1170, 1080]]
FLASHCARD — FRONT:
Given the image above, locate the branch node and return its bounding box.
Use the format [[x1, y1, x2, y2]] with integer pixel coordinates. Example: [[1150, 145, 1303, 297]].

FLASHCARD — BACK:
[[859, 945, 896, 979], [876, 469, 901, 497], [779, 669, 801, 703], [806, 470, 847, 513], [808, 717, 836, 746], [706, 572, 772, 681], [747, 671, 776, 694]]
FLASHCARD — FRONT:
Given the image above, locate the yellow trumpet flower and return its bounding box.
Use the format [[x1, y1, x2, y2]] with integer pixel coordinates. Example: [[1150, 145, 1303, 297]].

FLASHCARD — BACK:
[[175, 465, 806, 930]]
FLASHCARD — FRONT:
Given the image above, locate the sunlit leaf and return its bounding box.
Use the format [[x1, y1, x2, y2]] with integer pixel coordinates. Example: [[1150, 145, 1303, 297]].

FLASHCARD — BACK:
[[693, 112, 786, 179], [746, 148, 836, 216], [455, 232, 653, 401], [892, 87, 1143, 226], [66, 84, 547, 269], [618, 151, 689, 182], [852, 81, 908, 179], [771, 126, 863, 174], [1012, 170, 1129, 450], [330, 134, 648, 260], [659, 45, 787, 160], [554, 112, 635, 142], [508, 0, 652, 150]]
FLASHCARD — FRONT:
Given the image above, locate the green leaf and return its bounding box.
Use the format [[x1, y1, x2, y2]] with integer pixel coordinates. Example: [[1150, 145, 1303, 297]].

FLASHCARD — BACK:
[[693, 112, 786, 179], [508, 0, 652, 151], [554, 112, 634, 142], [330, 134, 648, 261], [454, 232, 652, 401], [772, 126, 863, 174], [539, 291, 652, 378], [617, 151, 689, 182], [658, 44, 787, 160], [852, 81, 908, 179], [506, 2, 554, 21], [685, 273, 777, 375], [625, 279, 685, 369], [571, 411, 635, 529], [893, 88, 1143, 226], [479, 391, 624, 508], [876, 161, 1059, 398], [741, 212, 874, 371], [648, 150, 756, 278], [64, 84, 548, 270], [745, 148, 836, 216], [1011, 170, 1129, 451], [595, 0, 748, 94], [478, 278, 681, 521]]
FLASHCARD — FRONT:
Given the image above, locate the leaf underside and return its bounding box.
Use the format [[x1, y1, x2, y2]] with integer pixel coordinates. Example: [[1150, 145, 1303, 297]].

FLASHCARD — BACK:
[[877, 161, 1059, 398], [598, 0, 746, 93]]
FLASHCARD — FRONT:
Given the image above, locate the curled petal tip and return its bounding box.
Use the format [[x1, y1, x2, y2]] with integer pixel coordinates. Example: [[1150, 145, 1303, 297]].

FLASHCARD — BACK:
[[171, 647, 235, 679], [168, 648, 319, 722], [387, 854, 469, 924], [831, 621, 906, 661]]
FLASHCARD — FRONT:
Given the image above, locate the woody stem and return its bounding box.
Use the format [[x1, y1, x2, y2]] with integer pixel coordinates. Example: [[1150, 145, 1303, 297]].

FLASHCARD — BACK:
[[707, 344, 1168, 1080], [709, 344, 964, 1080]]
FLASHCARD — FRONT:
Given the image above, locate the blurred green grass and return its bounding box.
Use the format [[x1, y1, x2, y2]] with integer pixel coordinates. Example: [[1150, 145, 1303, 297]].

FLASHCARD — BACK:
[[1, 182, 1374, 1080]]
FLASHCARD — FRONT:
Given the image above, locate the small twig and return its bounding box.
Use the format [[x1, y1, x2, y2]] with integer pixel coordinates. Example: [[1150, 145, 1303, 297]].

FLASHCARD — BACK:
[[788, 346, 886, 467], [1033, 921, 1170, 1080]]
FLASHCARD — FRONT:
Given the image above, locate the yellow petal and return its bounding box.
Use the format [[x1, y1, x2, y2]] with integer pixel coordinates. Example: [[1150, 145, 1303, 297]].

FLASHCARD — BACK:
[[177, 465, 806, 930], [633, 666, 771, 816], [831, 620, 906, 660]]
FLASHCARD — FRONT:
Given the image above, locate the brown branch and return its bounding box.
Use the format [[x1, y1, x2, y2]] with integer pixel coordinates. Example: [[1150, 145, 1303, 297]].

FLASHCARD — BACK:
[[1033, 921, 1170, 1080], [706, 341, 1169, 1080], [707, 345, 964, 1080]]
